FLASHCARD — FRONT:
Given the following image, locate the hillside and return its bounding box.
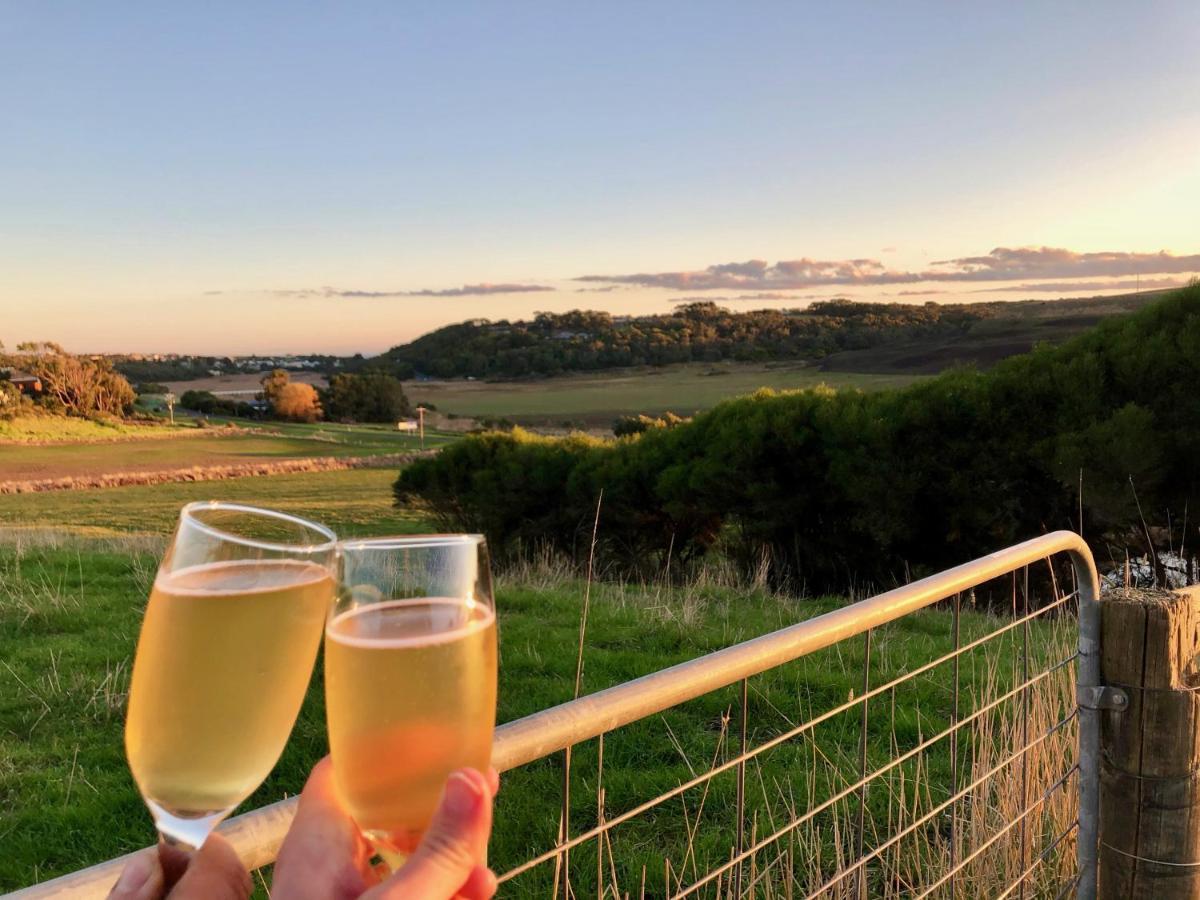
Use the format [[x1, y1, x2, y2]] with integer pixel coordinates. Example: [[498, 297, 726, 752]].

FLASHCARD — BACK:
[[396, 284, 1200, 591], [373, 291, 1162, 379]]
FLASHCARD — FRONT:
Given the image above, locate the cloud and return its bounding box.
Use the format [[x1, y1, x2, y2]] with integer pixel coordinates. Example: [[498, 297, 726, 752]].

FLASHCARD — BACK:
[[733, 291, 804, 301], [925, 248, 1200, 282], [406, 283, 555, 297], [894, 289, 950, 296], [972, 277, 1192, 294], [670, 292, 835, 305], [578, 247, 1200, 291], [262, 283, 555, 299], [574, 285, 627, 293], [578, 258, 919, 290]]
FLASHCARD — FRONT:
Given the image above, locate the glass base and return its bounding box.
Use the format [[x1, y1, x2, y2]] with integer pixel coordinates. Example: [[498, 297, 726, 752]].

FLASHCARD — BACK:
[[146, 798, 232, 850]]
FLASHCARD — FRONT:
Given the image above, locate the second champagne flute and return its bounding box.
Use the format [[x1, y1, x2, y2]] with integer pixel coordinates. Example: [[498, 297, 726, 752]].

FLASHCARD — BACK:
[[325, 535, 498, 867]]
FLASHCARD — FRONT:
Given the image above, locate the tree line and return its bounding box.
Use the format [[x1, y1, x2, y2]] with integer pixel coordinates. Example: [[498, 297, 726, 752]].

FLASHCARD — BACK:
[[375, 300, 1001, 379], [395, 284, 1200, 592]]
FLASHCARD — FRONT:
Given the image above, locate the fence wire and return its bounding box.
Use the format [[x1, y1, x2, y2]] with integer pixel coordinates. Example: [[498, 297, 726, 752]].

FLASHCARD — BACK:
[[495, 561, 1082, 899]]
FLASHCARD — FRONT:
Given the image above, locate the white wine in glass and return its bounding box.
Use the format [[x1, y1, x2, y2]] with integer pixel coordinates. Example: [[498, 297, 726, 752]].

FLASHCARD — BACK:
[[325, 535, 498, 866], [125, 502, 337, 848]]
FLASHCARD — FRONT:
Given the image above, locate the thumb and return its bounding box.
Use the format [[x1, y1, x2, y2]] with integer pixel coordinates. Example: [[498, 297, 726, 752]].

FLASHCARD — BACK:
[[167, 834, 251, 900], [365, 768, 494, 899], [107, 849, 164, 900]]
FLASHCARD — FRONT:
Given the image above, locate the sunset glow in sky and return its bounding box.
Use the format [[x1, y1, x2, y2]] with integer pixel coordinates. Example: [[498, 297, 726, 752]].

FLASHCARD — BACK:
[[3, 3, 1199, 354]]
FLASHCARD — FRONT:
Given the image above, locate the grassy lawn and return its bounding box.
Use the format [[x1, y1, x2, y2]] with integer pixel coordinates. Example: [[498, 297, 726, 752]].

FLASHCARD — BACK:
[[0, 469, 423, 538], [1, 541, 1076, 896], [0, 421, 454, 483], [0, 416, 188, 444], [408, 363, 921, 427]]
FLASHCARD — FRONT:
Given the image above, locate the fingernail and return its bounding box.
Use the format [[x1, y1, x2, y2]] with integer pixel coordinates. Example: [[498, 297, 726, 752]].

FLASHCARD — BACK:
[[444, 771, 483, 818], [484, 868, 499, 896], [112, 852, 153, 895]]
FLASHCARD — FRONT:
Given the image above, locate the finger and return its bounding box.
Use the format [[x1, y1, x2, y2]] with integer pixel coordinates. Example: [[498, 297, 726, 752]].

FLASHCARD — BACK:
[[167, 834, 251, 900], [485, 767, 500, 798], [457, 865, 499, 900], [364, 768, 493, 900], [272, 757, 375, 900], [107, 848, 164, 900], [156, 841, 192, 891]]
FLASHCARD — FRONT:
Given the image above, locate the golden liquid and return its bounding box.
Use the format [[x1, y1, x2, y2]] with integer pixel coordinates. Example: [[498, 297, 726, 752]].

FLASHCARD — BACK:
[[125, 559, 332, 817], [325, 598, 497, 856]]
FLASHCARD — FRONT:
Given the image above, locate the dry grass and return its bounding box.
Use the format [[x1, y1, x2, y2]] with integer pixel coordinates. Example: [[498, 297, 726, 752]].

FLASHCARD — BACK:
[[495, 552, 1080, 899], [547, 643, 1079, 900]]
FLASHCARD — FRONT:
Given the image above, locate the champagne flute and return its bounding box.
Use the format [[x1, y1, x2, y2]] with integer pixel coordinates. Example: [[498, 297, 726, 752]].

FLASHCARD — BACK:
[[324, 535, 498, 867], [125, 501, 338, 848]]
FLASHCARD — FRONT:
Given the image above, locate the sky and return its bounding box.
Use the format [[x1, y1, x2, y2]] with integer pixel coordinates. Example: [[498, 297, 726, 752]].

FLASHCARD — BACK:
[[2, 2, 1199, 355]]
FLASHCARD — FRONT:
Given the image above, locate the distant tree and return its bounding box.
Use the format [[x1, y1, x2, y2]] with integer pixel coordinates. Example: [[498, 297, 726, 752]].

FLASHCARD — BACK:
[[27, 352, 135, 417], [259, 369, 291, 406], [323, 373, 412, 423], [273, 382, 322, 422], [17, 340, 65, 355]]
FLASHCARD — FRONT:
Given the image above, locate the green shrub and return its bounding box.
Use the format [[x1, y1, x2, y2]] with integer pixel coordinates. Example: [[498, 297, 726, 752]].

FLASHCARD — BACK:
[[612, 411, 689, 437], [322, 373, 412, 423]]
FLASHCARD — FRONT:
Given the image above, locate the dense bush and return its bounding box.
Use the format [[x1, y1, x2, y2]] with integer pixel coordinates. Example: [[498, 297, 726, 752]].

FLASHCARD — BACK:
[[259, 369, 321, 422], [273, 383, 322, 423], [612, 411, 689, 437], [0, 380, 34, 420], [322, 373, 412, 423], [396, 284, 1200, 591]]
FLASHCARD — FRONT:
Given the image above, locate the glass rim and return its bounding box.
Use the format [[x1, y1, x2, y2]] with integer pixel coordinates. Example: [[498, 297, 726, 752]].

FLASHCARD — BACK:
[[179, 501, 338, 554], [339, 533, 485, 552]]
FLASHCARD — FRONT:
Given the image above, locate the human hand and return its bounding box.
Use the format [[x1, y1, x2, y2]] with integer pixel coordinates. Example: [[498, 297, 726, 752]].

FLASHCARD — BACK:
[[108, 834, 250, 900], [271, 757, 499, 900]]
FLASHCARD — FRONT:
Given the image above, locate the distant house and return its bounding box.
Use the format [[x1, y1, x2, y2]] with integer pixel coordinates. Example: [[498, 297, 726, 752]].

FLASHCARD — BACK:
[[396, 420, 419, 432], [2, 369, 43, 394]]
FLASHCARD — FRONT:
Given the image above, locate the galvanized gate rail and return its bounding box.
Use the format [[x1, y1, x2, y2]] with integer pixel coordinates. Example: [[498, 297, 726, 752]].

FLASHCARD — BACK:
[[10, 530, 1101, 898]]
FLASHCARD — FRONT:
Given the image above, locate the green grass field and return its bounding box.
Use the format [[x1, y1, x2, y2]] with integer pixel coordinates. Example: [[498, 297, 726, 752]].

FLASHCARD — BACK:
[[0, 536, 1075, 895], [0, 416, 188, 444], [0, 469, 423, 538], [0, 419, 454, 483], [407, 363, 921, 426]]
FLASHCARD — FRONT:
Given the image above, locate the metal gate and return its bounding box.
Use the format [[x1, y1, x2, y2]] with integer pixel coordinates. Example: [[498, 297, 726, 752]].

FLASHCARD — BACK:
[[12, 531, 1100, 899]]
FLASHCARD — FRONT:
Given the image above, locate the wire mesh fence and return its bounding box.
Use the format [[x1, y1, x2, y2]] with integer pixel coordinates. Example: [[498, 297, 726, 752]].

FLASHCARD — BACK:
[[9, 532, 1099, 899], [492, 558, 1086, 899]]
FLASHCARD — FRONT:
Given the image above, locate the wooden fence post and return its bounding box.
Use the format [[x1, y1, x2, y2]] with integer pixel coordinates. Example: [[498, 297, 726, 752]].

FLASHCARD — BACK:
[[1099, 586, 1200, 899]]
